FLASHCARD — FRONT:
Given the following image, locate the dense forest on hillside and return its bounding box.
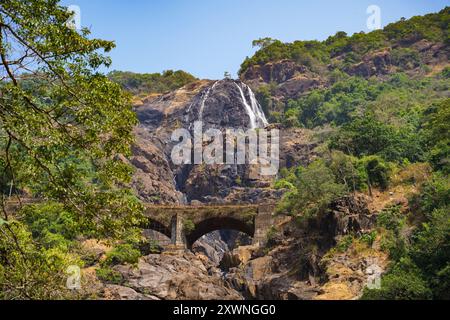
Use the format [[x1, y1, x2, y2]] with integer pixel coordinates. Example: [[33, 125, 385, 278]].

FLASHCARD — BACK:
[[242, 8, 449, 300], [240, 7, 449, 75], [108, 70, 197, 96]]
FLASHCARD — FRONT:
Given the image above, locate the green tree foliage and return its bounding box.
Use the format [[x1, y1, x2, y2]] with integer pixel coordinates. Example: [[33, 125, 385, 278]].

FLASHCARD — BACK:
[[0, 218, 82, 299], [423, 99, 450, 173], [364, 174, 449, 300], [95, 266, 123, 285], [410, 172, 449, 218], [358, 156, 391, 190], [103, 244, 141, 266], [331, 112, 426, 163], [362, 257, 432, 300], [327, 150, 363, 192], [108, 69, 197, 96], [241, 7, 449, 301], [383, 8, 449, 44], [255, 85, 272, 116], [277, 160, 345, 218], [286, 72, 447, 131], [410, 207, 450, 299], [239, 7, 449, 75], [391, 48, 422, 69], [0, 0, 144, 298]]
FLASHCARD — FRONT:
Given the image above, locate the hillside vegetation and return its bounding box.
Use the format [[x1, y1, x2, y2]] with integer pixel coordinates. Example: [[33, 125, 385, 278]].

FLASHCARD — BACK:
[[108, 70, 197, 96], [0, 1, 448, 300], [240, 7, 449, 75], [245, 8, 449, 300]]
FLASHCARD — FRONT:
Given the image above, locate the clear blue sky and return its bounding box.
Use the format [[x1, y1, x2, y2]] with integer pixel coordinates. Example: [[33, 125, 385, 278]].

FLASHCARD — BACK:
[[60, 0, 448, 79]]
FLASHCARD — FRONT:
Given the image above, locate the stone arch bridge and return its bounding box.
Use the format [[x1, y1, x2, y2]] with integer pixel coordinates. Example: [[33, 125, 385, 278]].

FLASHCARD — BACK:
[[143, 203, 276, 250]]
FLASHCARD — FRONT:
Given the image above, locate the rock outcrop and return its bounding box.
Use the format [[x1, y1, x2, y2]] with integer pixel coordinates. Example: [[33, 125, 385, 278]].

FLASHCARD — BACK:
[[93, 192, 386, 300], [241, 59, 325, 101], [220, 195, 384, 300], [103, 252, 242, 300], [129, 78, 316, 205], [240, 39, 448, 103]]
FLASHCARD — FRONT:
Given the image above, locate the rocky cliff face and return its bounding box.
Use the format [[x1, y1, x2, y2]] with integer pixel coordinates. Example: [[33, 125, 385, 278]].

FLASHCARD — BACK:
[[240, 59, 325, 101], [129, 79, 317, 205], [98, 194, 384, 300], [240, 39, 448, 103], [123, 67, 388, 300], [220, 195, 386, 300]]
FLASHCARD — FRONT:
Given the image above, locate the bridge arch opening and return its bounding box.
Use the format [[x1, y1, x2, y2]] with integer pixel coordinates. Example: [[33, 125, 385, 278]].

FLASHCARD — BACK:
[[185, 216, 255, 249], [191, 230, 253, 265], [143, 229, 172, 248], [142, 218, 172, 243]]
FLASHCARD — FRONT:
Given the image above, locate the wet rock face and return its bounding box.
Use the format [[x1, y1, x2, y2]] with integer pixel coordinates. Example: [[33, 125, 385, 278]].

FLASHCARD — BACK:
[[128, 127, 184, 204], [130, 79, 303, 204], [185, 79, 268, 129], [105, 252, 242, 300]]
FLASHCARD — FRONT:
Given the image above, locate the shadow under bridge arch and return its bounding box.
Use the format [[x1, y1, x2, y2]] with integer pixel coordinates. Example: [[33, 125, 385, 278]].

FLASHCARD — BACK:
[[185, 216, 255, 249]]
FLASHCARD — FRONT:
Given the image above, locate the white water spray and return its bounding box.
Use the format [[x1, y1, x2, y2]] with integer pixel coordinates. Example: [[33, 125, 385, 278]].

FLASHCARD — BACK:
[[235, 83, 257, 128], [245, 83, 269, 128], [199, 80, 219, 121], [194, 80, 268, 129], [235, 82, 268, 129]]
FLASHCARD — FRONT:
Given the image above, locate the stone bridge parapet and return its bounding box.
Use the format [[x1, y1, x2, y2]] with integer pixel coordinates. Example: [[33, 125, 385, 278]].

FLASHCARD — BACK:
[[143, 203, 277, 249]]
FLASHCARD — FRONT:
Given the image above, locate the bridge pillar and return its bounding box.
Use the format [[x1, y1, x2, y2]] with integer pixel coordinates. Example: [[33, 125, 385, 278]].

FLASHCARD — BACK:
[[253, 204, 275, 246], [170, 213, 187, 250]]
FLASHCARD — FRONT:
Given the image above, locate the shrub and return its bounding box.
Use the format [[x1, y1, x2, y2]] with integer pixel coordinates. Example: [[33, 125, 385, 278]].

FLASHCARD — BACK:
[[362, 258, 432, 300], [103, 244, 141, 266], [442, 67, 450, 78], [377, 205, 408, 260], [266, 226, 278, 247], [108, 70, 197, 95], [423, 99, 450, 174], [277, 160, 346, 218], [410, 208, 450, 299], [360, 231, 377, 247], [183, 218, 195, 233], [328, 150, 364, 192], [22, 202, 78, 241], [391, 48, 421, 69], [391, 163, 432, 186], [410, 172, 449, 215], [336, 235, 354, 252], [96, 267, 123, 284], [274, 179, 295, 190], [358, 156, 391, 190], [0, 220, 80, 299]]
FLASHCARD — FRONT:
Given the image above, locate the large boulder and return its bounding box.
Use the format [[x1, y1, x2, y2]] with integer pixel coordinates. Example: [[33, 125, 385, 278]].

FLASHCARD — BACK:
[[108, 252, 242, 300]]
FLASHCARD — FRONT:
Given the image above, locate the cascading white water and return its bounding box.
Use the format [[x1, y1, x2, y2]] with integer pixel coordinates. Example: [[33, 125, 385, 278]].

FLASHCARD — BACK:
[[195, 80, 268, 129], [235, 83, 257, 129], [244, 83, 269, 128], [235, 82, 268, 129], [199, 80, 219, 120]]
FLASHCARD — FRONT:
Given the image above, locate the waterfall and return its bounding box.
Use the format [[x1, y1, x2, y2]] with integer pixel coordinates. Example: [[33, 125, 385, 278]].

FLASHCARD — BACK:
[[199, 80, 219, 121], [235, 83, 257, 129], [235, 82, 268, 129], [194, 80, 268, 129], [245, 83, 269, 128]]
